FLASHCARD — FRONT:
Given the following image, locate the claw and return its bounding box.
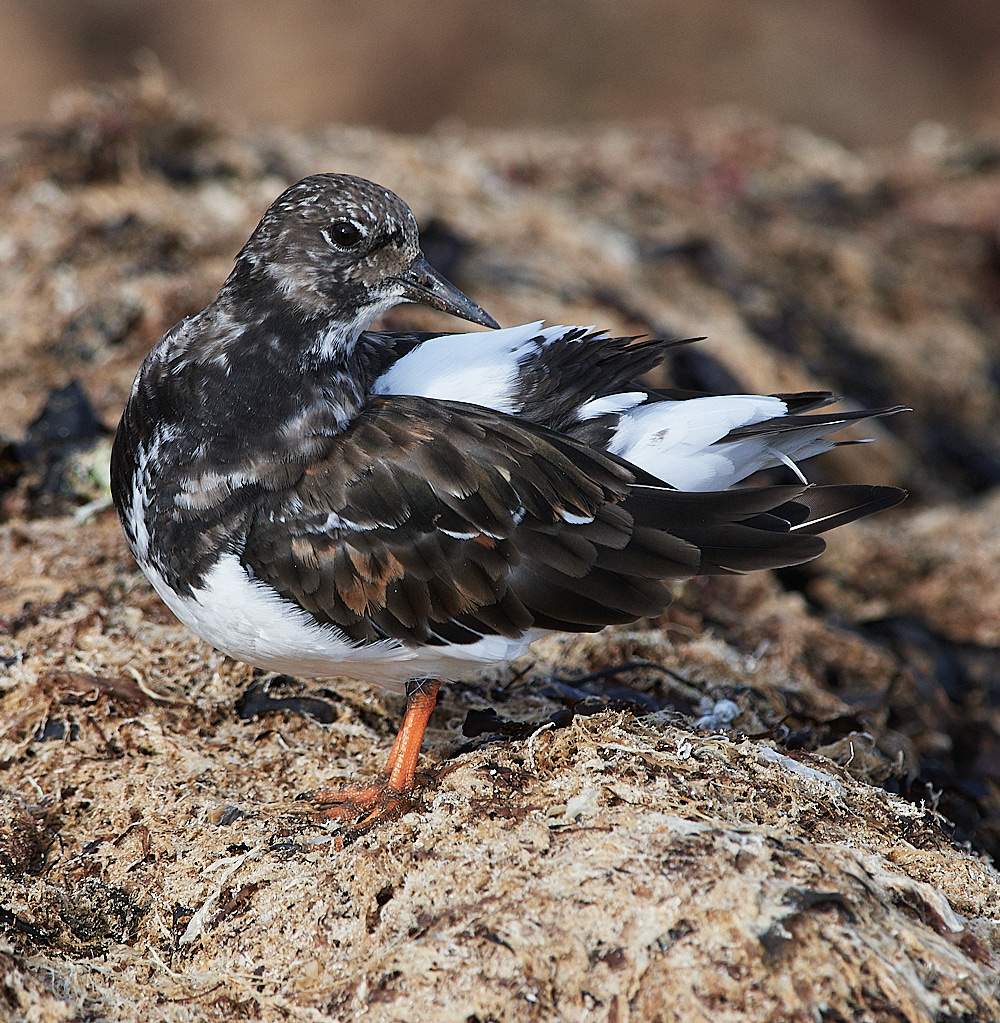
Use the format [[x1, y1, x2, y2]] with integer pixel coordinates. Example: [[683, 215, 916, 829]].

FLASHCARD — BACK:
[[297, 678, 442, 837]]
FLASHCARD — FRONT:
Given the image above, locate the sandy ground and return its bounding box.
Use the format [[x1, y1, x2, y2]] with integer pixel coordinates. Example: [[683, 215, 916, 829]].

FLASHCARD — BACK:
[[2, 76, 1000, 1022]]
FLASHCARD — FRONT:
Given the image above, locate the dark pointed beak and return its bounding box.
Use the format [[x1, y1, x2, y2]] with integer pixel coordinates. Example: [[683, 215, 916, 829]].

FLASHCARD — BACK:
[[393, 253, 499, 329]]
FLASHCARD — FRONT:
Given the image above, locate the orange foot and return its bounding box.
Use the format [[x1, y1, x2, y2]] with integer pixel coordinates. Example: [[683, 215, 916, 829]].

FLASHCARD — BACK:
[[301, 678, 441, 838]]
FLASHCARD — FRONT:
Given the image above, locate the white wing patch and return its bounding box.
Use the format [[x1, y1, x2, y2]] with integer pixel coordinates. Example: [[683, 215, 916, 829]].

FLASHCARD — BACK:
[[608, 395, 799, 491], [575, 392, 647, 420], [372, 326, 841, 492], [373, 321, 576, 411]]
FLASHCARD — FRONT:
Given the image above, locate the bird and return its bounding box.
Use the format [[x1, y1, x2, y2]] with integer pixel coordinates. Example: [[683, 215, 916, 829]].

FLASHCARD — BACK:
[[110, 172, 905, 833]]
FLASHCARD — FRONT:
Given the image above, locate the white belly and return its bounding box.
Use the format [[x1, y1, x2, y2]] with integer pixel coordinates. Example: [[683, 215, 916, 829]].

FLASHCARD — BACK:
[[143, 552, 544, 691]]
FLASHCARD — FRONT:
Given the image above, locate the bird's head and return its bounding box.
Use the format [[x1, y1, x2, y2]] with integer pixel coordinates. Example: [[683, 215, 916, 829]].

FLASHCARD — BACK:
[[228, 173, 498, 336]]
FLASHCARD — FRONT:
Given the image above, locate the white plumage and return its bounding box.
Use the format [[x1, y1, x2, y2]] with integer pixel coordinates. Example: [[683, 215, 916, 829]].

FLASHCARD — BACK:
[[372, 321, 557, 412], [372, 321, 861, 491]]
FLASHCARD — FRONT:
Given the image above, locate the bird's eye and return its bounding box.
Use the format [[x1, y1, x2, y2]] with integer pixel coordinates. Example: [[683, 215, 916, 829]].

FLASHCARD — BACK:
[[329, 220, 364, 248]]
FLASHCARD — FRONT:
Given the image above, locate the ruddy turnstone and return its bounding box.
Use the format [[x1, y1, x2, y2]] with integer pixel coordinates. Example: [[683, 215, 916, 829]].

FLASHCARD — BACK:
[[110, 173, 905, 831]]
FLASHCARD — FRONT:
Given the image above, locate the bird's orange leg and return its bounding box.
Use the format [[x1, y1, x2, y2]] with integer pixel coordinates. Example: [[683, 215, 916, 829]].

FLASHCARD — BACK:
[[306, 678, 442, 831]]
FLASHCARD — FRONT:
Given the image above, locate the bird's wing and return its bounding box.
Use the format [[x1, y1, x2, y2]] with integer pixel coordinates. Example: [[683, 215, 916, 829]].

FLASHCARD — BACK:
[[242, 395, 903, 647], [242, 395, 698, 647]]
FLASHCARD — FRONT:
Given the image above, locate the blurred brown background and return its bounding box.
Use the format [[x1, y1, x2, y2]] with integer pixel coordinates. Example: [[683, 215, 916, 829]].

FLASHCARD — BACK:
[[1, 0, 999, 146]]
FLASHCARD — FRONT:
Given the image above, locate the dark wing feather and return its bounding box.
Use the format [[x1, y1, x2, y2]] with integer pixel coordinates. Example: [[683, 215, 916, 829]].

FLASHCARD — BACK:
[[242, 395, 904, 649], [721, 405, 907, 442], [625, 482, 905, 574], [512, 333, 699, 434], [244, 395, 653, 647]]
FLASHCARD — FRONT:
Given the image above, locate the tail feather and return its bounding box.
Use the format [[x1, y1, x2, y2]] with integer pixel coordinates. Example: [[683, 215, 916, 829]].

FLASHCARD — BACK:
[[505, 482, 904, 631], [678, 522, 828, 575], [626, 482, 906, 576], [785, 484, 907, 535], [723, 405, 907, 441], [608, 398, 905, 491]]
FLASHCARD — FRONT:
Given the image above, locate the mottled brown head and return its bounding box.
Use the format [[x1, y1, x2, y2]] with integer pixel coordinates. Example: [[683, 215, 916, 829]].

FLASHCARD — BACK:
[[226, 173, 497, 332]]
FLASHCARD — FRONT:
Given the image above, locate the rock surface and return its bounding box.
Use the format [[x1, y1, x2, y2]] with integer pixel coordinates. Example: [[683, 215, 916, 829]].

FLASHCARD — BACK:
[[2, 77, 1000, 1022]]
